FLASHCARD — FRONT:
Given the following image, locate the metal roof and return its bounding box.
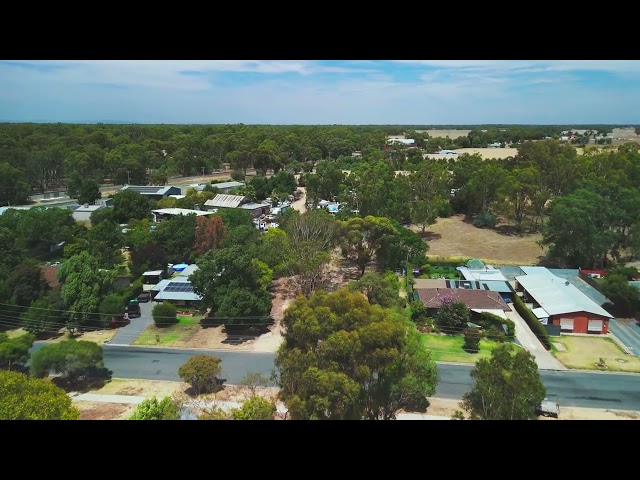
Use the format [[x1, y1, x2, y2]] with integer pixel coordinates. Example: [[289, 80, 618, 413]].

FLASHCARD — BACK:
[[121, 185, 178, 196], [457, 266, 508, 282], [177, 264, 199, 278], [152, 208, 214, 217], [212, 181, 245, 190], [204, 194, 246, 208], [154, 280, 202, 301], [74, 205, 104, 212], [630, 281, 640, 290], [415, 288, 510, 311], [520, 266, 555, 277], [531, 307, 549, 319], [515, 274, 613, 318], [240, 202, 270, 210], [142, 270, 164, 276]]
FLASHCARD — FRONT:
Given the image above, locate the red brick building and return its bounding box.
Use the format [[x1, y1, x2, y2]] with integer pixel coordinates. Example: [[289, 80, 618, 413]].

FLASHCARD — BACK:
[[515, 273, 613, 334]]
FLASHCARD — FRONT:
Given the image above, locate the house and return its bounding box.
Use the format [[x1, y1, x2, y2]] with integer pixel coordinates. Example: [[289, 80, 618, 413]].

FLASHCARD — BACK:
[[514, 272, 613, 334], [142, 269, 167, 289], [152, 278, 202, 307], [211, 181, 245, 194], [414, 288, 511, 317], [151, 208, 217, 223], [120, 185, 182, 200], [388, 138, 416, 147], [71, 204, 105, 223], [456, 260, 509, 283], [204, 194, 270, 217], [95, 198, 113, 207]]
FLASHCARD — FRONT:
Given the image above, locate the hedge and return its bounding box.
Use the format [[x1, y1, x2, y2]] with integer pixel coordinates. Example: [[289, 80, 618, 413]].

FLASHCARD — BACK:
[[424, 256, 470, 267], [512, 294, 552, 350], [474, 311, 515, 341]]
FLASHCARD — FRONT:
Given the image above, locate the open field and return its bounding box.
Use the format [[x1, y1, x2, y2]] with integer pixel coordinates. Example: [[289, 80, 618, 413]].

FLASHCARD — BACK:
[[553, 335, 640, 373], [420, 334, 503, 363], [76, 402, 135, 420], [90, 378, 188, 398], [4, 327, 119, 344], [452, 147, 519, 159], [419, 129, 471, 139], [419, 215, 545, 265]]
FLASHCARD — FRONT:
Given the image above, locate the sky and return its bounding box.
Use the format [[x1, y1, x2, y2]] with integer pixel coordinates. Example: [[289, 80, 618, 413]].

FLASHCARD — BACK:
[[0, 60, 638, 125]]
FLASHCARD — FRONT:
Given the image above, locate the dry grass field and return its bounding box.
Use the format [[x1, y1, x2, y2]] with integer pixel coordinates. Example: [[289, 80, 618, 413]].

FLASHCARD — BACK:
[[420, 129, 471, 139], [553, 335, 640, 373], [420, 215, 545, 265]]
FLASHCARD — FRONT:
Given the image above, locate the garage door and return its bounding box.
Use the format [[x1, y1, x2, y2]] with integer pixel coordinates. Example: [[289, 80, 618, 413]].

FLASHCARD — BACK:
[[588, 320, 603, 333], [560, 318, 574, 331]]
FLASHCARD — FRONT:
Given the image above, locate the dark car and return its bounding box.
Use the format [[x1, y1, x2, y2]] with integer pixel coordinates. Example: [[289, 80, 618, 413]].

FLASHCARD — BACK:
[[137, 292, 151, 303], [126, 299, 141, 318]]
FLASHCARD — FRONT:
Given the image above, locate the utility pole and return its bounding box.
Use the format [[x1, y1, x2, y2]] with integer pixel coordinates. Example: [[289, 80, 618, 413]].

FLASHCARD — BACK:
[[127, 170, 131, 185]]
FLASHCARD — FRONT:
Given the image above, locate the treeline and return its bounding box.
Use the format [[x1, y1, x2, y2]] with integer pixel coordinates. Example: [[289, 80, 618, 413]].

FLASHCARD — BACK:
[[303, 140, 640, 269], [0, 123, 387, 205]]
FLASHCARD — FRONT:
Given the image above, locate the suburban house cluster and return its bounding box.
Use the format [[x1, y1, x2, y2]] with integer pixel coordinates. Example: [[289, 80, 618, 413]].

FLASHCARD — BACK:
[[412, 259, 613, 335], [142, 263, 202, 307]]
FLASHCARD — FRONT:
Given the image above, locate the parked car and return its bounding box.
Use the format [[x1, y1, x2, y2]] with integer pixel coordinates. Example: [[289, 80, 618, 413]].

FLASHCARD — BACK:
[[137, 292, 151, 303], [536, 399, 560, 418], [126, 299, 141, 318]]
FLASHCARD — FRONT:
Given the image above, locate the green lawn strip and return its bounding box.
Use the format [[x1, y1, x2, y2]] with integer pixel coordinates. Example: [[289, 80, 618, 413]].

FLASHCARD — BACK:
[[132, 315, 203, 346], [552, 335, 640, 373], [420, 334, 503, 363]]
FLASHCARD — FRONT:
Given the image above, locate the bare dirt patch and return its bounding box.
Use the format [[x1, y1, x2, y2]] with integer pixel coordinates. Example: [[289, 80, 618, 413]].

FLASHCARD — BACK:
[[453, 147, 519, 159], [420, 215, 545, 265], [76, 401, 136, 420], [425, 397, 640, 420], [95, 378, 189, 398]]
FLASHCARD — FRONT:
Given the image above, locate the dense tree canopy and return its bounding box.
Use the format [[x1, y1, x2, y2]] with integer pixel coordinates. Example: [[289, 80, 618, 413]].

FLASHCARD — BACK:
[[275, 289, 439, 420], [0, 371, 80, 420], [460, 344, 545, 420]]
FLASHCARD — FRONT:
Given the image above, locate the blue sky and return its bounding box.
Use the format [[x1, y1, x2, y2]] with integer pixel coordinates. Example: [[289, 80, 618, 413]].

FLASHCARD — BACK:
[[0, 60, 638, 124]]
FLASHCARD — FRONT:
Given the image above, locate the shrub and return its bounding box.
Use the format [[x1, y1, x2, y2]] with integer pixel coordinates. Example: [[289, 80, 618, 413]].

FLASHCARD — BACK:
[[475, 311, 515, 341], [438, 202, 454, 218], [129, 396, 180, 420], [152, 302, 178, 327], [473, 211, 497, 229], [230, 396, 276, 420], [463, 329, 481, 352], [178, 355, 222, 395], [513, 295, 551, 350]]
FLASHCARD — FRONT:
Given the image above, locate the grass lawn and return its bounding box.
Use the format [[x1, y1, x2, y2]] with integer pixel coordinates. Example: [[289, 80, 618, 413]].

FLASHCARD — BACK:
[[420, 334, 504, 363], [5, 328, 28, 339], [417, 266, 460, 280], [133, 315, 203, 346], [553, 335, 640, 373]]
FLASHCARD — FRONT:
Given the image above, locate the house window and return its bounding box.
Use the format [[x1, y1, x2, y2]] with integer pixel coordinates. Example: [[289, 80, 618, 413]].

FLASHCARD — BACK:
[[560, 318, 574, 331], [588, 320, 603, 332]]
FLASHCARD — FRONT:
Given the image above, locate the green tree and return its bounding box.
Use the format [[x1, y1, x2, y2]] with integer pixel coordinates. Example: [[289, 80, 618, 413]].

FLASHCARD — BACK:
[[99, 294, 125, 323], [58, 252, 115, 328], [5, 262, 49, 307], [230, 396, 276, 420], [87, 220, 124, 268], [90, 207, 115, 226], [129, 396, 181, 420], [30, 339, 107, 385], [154, 214, 198, 263], [376, 221, 428, 272], [0, 332, 36, 370], [275, 289, 439, 420], [338, 216, 397, 276], [598, 274, 640, 317], [0, 162, 30, 205], [541, 189, 617, 268], [152, 302, 178, 327], [130, 242, 167, 277], [21, 296, 66, 334], [408, 161, 450, 237], [0, 371, 80, 420], [460, 344, 545, 420], [178, 355, 222, 395], [348, 272, 401, 308], [435, 297, 470, 334], [112, 189, 152, 224]]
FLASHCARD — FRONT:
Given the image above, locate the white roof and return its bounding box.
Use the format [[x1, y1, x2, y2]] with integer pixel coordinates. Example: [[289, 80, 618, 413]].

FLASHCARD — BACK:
[[152, 208, 214, 217], [205, 194, 246, 208], [515, 274, 612, 318], [142, 270, 164, 276], [457, 266, 508, 282], [177, 264, 199, 277], [74, 205, 104, 212], [470, 308, 507, 319], [531, 307, 549, 319], [519, 266, 555, 277], [213, 181, 245, 190]]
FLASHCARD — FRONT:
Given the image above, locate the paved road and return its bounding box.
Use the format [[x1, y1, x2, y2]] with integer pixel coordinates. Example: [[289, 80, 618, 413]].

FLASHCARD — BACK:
[[31, 344, 640, 410], [109, 300, 155, 346], [609, 319, 640, 355], [505, 305, 566, 370]]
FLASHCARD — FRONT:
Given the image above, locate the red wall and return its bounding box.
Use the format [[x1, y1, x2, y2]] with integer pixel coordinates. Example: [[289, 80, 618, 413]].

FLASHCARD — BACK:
[[550, 311, 609, 334]]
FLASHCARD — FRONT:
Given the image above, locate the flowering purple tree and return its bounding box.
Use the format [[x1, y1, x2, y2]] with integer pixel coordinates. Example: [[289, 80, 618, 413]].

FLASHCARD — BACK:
[[436, 295, 470, 334]]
